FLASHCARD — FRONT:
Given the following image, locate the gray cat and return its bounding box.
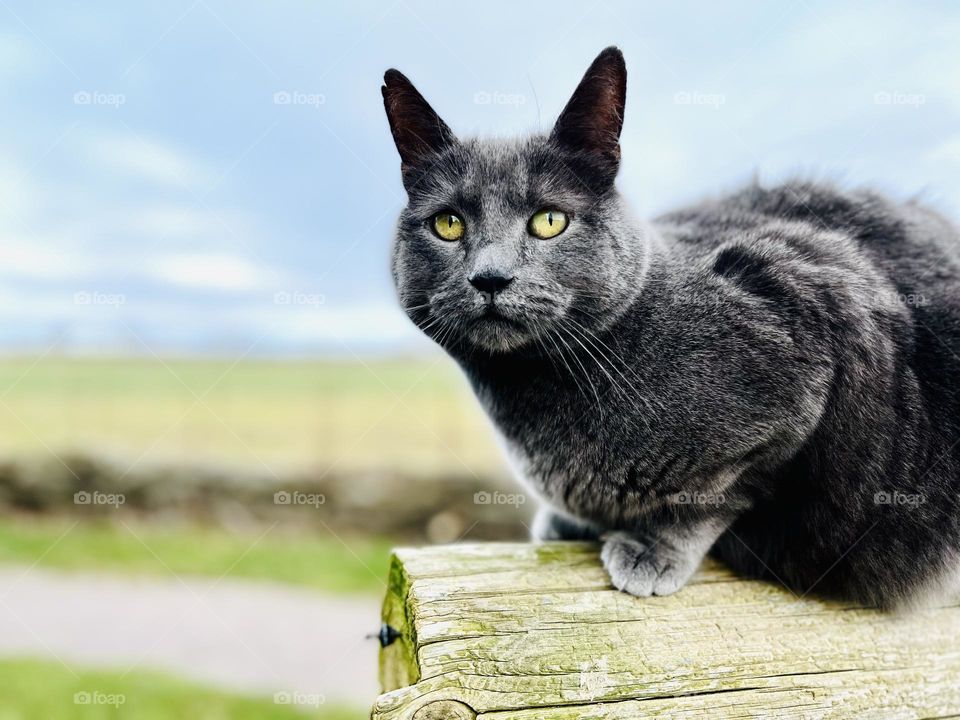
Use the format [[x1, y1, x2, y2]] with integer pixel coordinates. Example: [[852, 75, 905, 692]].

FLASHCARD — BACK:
[[382, 47, 960, 608]]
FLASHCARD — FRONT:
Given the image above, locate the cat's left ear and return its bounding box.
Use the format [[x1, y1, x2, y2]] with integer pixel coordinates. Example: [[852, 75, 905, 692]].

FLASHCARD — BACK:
[[550, 47, 627, 187], [382, 69, 458, 185]]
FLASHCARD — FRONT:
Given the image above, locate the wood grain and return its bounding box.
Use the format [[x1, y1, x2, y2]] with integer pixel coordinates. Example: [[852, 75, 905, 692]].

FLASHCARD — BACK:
[[372, 542, 960, 719]]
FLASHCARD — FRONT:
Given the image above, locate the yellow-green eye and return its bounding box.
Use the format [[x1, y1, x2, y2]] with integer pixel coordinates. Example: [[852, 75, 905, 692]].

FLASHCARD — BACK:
[[432, 212, 465, 241], [528, 209, 568, 239]]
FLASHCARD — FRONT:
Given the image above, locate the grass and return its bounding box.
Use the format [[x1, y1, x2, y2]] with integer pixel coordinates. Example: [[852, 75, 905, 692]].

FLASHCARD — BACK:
[[0, 356, 504, 477], [0, 658, 363, 719], [0, 517, 395, 595]]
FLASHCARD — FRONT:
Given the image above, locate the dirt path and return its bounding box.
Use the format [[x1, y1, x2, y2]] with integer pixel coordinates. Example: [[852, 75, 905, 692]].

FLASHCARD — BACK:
[[0, 567, 382, 707]]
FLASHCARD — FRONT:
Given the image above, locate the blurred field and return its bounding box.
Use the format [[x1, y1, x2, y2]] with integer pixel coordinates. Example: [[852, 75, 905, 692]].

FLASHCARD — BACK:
[[0, 658, 361, 719], [0, 518, 393, 595], [0, 357, 506, 479], [0, 357, 514, 717]]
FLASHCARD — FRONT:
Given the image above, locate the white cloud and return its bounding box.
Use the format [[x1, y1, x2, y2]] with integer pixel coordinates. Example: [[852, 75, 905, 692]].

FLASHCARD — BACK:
[[620, 132, 694, 214], [0, 154, 40, 217], [927, 136, 960, 164], [0, 33, 42, 83], [270, 302, 418, 346], [0, 237, 91, 280], [149, 253, 269, 292], [118, 203, 243, 241], [85, 133, 215, 190]]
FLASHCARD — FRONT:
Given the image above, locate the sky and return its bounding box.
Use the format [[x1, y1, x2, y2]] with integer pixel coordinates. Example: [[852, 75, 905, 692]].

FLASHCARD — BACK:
[[0, 0, 958, 357]]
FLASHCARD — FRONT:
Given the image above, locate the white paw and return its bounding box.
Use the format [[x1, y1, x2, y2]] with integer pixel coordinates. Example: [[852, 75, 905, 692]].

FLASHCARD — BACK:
[[531, 508, 601, 542], [600, 532, 697, 597], [531, 509, 564, 542]]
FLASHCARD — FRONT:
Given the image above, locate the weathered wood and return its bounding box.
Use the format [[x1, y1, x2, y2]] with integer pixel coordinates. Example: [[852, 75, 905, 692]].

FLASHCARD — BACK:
[[371, 542, 960, 719]]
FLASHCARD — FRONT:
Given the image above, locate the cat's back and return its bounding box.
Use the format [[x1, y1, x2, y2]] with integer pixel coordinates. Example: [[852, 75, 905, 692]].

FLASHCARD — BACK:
[[655, 180, 960, 296], [654, 179, 960, 419]]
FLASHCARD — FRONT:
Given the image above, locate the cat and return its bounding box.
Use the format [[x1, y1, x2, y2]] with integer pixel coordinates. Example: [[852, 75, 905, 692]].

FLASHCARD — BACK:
[[381, 46, 960, 608]]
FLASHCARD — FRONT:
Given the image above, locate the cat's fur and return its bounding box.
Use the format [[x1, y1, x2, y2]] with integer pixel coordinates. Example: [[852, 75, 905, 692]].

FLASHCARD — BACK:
[[382, 47, 960, 608]]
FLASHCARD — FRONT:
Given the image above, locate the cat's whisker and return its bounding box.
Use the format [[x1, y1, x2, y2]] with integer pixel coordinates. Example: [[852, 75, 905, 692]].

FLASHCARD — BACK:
[[529, 322, 563, 381], [554, 320, 624, 417], [566, 322, 646, 398], [434, 316, 459, 349], [416, 315, 445, 335], [567, 288, 620, 300], [550, 324, 604, 413], [540, 326, 592, 406], [564, 315, 645, 386], [559, 317, 657, 422]]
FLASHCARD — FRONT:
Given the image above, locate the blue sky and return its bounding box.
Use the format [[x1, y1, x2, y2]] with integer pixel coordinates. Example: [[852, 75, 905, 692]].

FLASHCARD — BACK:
[[0, 0, 957, 357]]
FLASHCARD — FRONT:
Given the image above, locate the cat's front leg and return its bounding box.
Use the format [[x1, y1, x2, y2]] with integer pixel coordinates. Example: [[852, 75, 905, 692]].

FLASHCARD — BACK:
[[601, 517, 729, 597], [531, 505, 603, 541]]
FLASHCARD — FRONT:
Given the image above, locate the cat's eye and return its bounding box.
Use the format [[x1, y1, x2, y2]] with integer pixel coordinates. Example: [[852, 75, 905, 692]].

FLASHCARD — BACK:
[[528, 209, 568, 239], [431, 212, 465, 241]]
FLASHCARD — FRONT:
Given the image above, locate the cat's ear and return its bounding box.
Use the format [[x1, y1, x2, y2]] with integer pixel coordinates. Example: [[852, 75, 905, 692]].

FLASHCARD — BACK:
[[382, 69, 457, 181], [550, 47, 627, 185]]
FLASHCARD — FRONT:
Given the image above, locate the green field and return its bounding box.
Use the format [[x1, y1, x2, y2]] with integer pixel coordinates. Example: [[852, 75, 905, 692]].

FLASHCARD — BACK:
[[0, 358, 471, 717], [0, 356, 504, 478], [0, 658, 361, 720], [0, 518, 394, 595]]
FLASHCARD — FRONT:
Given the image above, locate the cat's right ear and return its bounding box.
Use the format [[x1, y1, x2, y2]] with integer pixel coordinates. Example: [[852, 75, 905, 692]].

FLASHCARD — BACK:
[[550, 47, 627, 190], [382, 69, 457, 185]]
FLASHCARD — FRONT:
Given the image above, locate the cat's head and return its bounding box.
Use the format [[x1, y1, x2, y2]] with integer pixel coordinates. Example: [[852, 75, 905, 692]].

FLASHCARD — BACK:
[[383, 47, 648, 357]]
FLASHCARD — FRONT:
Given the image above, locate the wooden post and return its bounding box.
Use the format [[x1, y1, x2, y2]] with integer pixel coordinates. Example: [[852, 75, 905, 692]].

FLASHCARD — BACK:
[[371, 542, 960, 718]]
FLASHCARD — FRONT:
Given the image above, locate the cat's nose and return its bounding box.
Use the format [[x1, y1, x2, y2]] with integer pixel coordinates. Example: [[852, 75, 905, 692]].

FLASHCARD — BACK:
[[469, 271, 514, 296]]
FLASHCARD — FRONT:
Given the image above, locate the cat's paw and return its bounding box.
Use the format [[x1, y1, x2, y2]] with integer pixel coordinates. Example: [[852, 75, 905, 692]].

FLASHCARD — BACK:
[[600, 532, 698, 597]]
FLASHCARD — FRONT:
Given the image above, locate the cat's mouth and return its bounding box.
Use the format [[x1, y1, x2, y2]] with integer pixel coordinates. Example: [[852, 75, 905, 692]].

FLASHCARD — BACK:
[[473, 305, 524, 328], [466, 306, 531, 351]]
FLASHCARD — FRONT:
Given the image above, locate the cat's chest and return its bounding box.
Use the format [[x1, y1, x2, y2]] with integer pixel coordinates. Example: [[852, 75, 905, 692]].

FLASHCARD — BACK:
[[474, 375, 645, 522], [479, 377, 603, 456]]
